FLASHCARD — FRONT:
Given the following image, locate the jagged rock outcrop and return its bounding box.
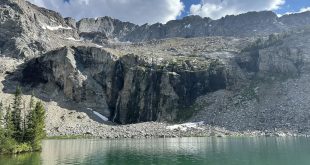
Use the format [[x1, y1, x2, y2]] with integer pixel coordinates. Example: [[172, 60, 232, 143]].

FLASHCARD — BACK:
[[191, 28, 310, 133], [77, 17, 137, 42], [279, 11, 310, 29], [21, 44, 230, 124], [2, 0, 310, 59], [0, 0, 79, 58], [22, 47, 114, 116], [76, 11, 310, 42], [122, 11, 283, 42]]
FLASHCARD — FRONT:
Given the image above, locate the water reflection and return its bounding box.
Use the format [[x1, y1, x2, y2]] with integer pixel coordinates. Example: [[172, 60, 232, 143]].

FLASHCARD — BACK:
[[1, 137, 310, 165], [0, 152, 41, 165]]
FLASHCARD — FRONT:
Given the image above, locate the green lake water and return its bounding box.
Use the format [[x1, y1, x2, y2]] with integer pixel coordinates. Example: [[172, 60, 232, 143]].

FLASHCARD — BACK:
[[1, 137, 310, 165]]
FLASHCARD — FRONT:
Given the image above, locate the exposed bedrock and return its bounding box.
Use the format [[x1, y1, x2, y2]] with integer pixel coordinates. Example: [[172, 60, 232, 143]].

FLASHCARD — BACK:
[[21, 46, 229, 124], [18, 28, 310, 129], [191, 30, 310, 132]]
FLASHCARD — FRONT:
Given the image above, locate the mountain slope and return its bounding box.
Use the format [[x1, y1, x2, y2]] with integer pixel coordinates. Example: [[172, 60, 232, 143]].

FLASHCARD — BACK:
[[2, 0, 310, 59], [1, 0, 310, 135]]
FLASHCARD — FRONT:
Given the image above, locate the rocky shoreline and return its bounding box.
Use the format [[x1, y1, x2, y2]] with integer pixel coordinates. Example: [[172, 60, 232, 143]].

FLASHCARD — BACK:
[[46, 121, 309, 139]]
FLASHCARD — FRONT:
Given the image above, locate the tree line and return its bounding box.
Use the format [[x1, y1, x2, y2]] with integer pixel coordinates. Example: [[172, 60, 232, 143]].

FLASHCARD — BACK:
[[0, 87, 46, 154]]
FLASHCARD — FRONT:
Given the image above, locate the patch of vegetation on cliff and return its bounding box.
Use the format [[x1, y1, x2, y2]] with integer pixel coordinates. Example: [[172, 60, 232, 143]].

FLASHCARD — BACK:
[[242, 33, 288, 52], [0, 87, 46, 155]]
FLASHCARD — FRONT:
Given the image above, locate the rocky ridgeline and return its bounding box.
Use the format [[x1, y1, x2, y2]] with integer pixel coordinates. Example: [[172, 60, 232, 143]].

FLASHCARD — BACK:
[[2, 0, 310, 59], [2, 0, 310, 135], [77, 11, 310, 42]]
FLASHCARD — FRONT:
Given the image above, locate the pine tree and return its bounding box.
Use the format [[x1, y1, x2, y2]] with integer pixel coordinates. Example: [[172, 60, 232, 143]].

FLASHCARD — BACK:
[[24, 93, 35, 142], [0, 104, 15, 153], [12, 86, 23, 141], [0, 101, 3, 127], [29, 92, 35, 111], [21, 100, 27, 142], [5, 106, 14, 139], [0, 102, 4, 141], [0, 102, 7, 152], [27, 101, 46, 150]]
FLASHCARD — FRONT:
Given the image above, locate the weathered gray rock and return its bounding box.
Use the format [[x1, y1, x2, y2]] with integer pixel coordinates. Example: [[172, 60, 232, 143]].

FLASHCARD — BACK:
[[0, 0, 79, 58], [22, 44, 229, 124], [2, 0, 310, 59], [76, 11, 310, 42], [77, 16, 137, 42], [191, 28, 310, 133]]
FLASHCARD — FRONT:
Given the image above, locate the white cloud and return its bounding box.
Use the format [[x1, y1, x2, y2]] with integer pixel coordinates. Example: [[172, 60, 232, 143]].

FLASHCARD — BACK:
[[299, 7, 310, 13], [277, 6, 310, 17], [27, 0, 184, 25], [190, 0, 285, 19]]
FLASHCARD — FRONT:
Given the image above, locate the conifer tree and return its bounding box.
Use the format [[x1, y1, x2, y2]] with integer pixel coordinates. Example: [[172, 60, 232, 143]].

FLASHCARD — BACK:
[[0, 102, 6, 152], [24, 93, 35, 142], [29, 92, 35, 111], [27, 101, 46, 150], [0, 102, 4, 140], [0, 101, 3, 127], [5, 106, 14, 139], [12, 86, 23, 141]]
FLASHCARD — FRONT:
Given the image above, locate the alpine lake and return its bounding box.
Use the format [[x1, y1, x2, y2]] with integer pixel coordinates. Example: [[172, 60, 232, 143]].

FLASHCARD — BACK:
[[1, 137, 310, 165]]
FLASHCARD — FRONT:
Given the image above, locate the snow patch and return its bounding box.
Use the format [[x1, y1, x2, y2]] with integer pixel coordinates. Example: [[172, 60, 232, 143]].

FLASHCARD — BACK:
[[94, 44, 103, 48], [169, 72, 179, 76], [185, 24, 191, 29], [42, 24, 72, 31], [87, 108, 109, 121], [66, 37, 82, 42], [166, 122, 204, 131], [93, 111, 109, 121]]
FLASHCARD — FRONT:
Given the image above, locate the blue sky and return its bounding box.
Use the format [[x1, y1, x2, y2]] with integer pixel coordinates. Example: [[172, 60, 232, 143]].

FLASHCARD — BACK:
[[28, 0, 310, 24], [180, 0, 202, 17], [275, 0, 310, 14], [179, 0, 310, 17]]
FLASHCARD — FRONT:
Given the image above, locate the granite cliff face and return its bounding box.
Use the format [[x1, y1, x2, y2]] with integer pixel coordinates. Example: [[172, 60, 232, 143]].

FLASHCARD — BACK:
[[2, 0, 310, 133], [0, 0, 80, 59], [21, 44, 229, 124], [77, 17, 137, 44]]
